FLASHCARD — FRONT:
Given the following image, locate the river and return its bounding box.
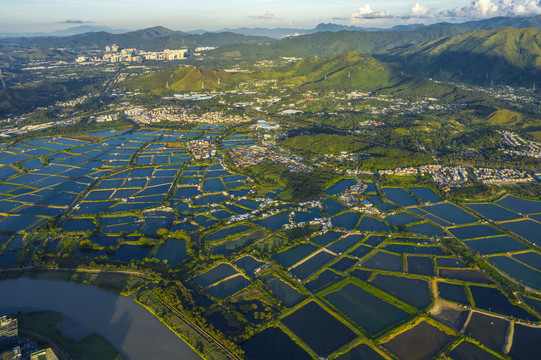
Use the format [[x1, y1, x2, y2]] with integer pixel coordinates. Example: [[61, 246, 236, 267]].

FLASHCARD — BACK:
[[0, 277, 202, 360]]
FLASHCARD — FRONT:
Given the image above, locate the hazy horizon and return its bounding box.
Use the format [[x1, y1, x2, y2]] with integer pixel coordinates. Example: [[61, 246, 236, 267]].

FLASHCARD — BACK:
[[2, 0, 541, 34]]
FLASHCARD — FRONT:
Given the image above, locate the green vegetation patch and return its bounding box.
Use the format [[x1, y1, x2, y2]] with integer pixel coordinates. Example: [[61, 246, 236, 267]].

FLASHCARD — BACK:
[[18, 311, 123, 360], [281, 134, 370, 156]]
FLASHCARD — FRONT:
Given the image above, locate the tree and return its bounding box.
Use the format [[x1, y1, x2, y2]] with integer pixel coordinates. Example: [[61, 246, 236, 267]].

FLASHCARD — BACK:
[[157, 228, 169, 238], [196, 340, 204, 353]]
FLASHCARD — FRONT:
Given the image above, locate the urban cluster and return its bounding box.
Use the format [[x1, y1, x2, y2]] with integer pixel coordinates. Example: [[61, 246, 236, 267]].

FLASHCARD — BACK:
[[228, 144, 313, 173], [472, 167, 535, 184], [380, 164, 539, 187], [320, 152, 366, 163], [500, 131, 541, 159], [125, 107, 251, 125], [187, 139, 217, 160], [0, 315, 59, 360], [0, 117, 80, 138], [76, 44, 215, 63]]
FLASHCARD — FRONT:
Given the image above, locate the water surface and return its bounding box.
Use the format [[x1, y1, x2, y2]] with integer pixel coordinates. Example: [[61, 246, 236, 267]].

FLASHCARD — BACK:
[[0, 278, 201, 360]]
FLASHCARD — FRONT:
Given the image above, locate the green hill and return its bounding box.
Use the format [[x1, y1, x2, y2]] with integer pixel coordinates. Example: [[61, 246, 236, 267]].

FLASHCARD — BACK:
[[382, 27, 541, 85], [0, 84, 66, 116], [122, 66, 244, 92], [483, 109, 524, 127], [269, 51, 396, 90]]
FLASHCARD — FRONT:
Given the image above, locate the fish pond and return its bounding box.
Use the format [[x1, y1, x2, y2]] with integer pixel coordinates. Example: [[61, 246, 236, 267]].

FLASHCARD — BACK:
[[509, 324, 541, 360], [465, 203, 521, 222], [496, 195, 541, 215], [273, 243, 318, 268], [324, 179, 356, 196], [243, 327, 311, 360], [437, 283, 468, 305], [421, 203, 477, 225], [408, 187, 442, 204], [465, 312, 508, 351], [305, 270, 345, 293], [448, 224, 503, 239], [281, 301, 356, 358], [383, 321, 454, 360], [154, 240, 187, 265], [500, 220, 541, 245], [487, 256, 541, 290], [382, 187, 418, 207], [370, 274, 432, 309], [256, 211, 289, 231], [469, 285, 538, 321], [407, 256, 434, 276], [362, 251, 402, 272], [193, 263, 239, 288], [206, 275, 250, 299], [325, 283, 411, 336], [290, 251, 335, 280], [465, 236, 527, 255], [450, 340, 500, 360], [262, 275, 305, 307]]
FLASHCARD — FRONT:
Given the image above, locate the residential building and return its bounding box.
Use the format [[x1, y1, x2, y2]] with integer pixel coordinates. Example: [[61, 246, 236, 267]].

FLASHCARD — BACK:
[[30, 348, 59, 360], [0, 317, 17, 352]]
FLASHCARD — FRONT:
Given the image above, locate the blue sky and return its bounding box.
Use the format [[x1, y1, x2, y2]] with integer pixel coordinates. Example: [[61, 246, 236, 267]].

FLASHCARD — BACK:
[[1, 0, 541, 33]]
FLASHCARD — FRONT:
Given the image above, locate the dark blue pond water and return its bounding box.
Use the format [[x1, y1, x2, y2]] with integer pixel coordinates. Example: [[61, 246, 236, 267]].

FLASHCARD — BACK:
[[324, 179, 356, 196]]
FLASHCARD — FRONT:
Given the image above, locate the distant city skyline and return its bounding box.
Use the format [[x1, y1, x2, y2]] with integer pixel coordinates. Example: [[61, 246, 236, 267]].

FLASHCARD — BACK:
[[2, 0, 541, 34]]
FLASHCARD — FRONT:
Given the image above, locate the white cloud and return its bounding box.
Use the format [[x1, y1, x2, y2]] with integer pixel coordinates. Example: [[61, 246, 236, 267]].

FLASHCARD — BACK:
[[249, 11, 282, 20], [351, 5, 393, 19], [346, 1, 541, 27], [443, 0, 541, 18], [410, 3, 433, 18], [473, 0, 500, 16], [60, 19, 90, 24]]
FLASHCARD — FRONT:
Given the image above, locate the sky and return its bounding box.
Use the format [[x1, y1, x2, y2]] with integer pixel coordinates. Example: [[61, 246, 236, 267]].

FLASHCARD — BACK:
[[2, 0, 541, 33]]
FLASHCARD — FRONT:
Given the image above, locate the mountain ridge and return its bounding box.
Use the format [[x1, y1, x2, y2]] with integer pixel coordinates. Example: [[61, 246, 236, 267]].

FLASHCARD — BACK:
[[0, 26, 272, 51], [381, 27, 541, 86]]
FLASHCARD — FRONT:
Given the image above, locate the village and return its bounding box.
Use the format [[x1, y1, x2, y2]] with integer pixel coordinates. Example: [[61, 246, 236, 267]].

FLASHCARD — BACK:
[[123, 107, 252, 125], [379, 164, 538, 187], [228, 144, 313, 173]]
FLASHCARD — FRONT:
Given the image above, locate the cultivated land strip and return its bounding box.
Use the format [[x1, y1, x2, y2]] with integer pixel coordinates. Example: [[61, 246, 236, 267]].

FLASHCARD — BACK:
[[156, 294, 242, 360]]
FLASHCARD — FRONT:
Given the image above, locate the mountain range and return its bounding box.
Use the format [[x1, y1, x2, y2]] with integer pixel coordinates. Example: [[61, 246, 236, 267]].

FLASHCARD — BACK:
[[208, 15, 541, 39], [0, 26, 272, 51], [3, 15, 541, 88], [3, 15, 541, 50], [381, 27, 541, 86], [214, 26, 541, 87]]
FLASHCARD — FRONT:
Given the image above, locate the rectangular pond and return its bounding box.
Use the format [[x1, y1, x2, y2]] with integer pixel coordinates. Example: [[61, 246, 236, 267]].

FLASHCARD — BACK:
[[281, 301, 356, 358], [421, 203, 477, 225], [290, 251, 335, 280], [324, 283, 411, 336]]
